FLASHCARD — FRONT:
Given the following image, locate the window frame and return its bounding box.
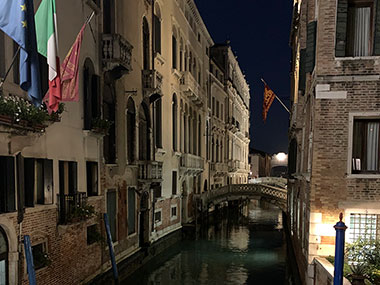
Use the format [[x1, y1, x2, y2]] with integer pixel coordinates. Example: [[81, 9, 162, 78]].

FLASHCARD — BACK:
[[154, 208, 162, 227], [170, 205, 178, 221], [348, 112, 380, 178], [346, 0, 375, 57]]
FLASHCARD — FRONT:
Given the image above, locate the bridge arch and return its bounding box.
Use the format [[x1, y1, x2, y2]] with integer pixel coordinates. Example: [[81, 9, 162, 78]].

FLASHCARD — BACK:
[[196, 183, 287, 213]]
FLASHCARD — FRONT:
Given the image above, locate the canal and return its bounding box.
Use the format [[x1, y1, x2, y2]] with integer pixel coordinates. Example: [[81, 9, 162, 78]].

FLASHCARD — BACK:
[[121, 202, 296, 284]]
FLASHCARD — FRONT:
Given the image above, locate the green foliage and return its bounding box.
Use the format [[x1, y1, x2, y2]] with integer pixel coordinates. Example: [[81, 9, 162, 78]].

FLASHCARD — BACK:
[[67, 204, 96, 223], [0, 94, 64, 128], [346, 237, 380, 284], [91, 117, 113, 134], [326, 255, 351, 278]]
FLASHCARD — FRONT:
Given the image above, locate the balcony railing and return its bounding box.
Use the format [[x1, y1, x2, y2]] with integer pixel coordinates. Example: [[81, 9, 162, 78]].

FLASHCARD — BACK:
[[180, 72, 203, 106], [57, 193, 87, 225], [138, 161, 163, 181], [102, 33, 133, 73], [180, 153, 204, 171], [142, 70, 163, 94]]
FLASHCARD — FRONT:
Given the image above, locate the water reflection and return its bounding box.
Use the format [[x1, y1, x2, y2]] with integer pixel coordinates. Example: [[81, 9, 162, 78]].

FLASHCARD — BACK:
[[122, 203, 292, 285]]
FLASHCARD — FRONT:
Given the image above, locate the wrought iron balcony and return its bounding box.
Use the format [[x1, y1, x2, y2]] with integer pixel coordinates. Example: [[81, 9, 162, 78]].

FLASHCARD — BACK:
[[180, 72, 203, 107], [57, 193, 88, 225], [141, 70, 163, 97], [180, 153, 204, 174], [102, 33, 133, 74], [138, 161, 163, 181]]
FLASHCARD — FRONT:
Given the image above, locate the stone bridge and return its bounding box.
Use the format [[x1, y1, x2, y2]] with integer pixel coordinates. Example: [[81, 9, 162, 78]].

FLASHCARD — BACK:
[[196, 183, 287, 212]]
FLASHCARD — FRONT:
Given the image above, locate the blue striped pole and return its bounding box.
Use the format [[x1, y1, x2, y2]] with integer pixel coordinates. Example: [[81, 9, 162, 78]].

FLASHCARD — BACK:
[[23, 235, 36, 285], [333, 213, 347, 285], [104, 213, 118, 281]]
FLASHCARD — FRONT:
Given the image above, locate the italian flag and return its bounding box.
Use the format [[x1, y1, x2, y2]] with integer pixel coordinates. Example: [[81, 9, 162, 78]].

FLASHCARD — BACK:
[[35, 0, 61, 112]]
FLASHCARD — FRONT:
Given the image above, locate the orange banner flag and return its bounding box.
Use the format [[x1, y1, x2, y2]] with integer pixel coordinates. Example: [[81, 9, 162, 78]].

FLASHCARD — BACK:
[[262, 84, 276, 122], [61, 23, 86, 102]]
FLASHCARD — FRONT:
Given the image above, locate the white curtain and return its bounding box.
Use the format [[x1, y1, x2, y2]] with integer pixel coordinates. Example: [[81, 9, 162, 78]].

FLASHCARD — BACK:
[[354, 7, 371, 57], [367, 122, 379, 171]]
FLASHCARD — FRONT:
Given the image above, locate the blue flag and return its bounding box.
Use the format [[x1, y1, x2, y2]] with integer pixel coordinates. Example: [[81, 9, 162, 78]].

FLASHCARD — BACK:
[[0, 0, 42, 106]]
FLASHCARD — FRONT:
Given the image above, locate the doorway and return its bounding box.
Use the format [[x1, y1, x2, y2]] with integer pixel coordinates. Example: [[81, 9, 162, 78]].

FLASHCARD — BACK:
[[139, 191, 150, 247], [0, 227, 8, 285]]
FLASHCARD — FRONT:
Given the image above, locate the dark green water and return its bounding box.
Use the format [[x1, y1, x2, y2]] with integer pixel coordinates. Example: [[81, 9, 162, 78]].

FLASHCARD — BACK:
[[122, 204, 293, 284]]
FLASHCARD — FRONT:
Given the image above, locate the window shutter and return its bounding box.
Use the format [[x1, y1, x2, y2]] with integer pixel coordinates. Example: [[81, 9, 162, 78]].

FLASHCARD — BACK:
[[335, 0, 348, 57], [6, 156, 15, 212], [91, 75, 100, 119], [16, 153, 24, 222], [299, 49, 306, 92], [305, 21, 317, 73], [83, 67, 92, 130], [373, 0, 380, 55], [24, 158, 35, 207]]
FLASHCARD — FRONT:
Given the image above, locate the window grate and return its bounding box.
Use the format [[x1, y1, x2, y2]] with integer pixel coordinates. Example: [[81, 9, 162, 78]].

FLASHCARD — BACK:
[[349, 213, 380, 242]]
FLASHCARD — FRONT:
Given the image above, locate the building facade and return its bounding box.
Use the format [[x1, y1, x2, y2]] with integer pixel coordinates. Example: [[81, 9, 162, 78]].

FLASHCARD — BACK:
[[289, 0, 380, 283], [0, 0, 250, 284]]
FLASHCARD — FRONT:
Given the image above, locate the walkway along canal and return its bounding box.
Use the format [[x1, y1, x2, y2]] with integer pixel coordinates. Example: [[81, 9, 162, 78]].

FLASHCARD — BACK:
[[118, 201, 300, 284]]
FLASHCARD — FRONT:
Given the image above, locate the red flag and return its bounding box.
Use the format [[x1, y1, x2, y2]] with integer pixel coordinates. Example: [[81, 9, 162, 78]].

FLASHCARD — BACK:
[[60, 24, 85, 102], [44, 57, 61, 113], [262, 84, 276, 122]]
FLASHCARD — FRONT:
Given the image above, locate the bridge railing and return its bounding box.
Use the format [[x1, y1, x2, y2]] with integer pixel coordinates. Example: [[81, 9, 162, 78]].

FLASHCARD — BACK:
[[197, 183, 287, 211]]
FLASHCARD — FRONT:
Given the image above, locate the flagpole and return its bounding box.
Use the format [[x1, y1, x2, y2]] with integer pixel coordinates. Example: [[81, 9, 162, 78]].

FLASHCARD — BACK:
[[0, 46, 21, 89], [85, 11, 95, 25], [261, 78, 290, 114]]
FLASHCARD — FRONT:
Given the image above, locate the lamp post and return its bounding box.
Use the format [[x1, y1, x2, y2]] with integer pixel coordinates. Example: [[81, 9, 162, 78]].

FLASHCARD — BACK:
[[334, 213, 347, 285]]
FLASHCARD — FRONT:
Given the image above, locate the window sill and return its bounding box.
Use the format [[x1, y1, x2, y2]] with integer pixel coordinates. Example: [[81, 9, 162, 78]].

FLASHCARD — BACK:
[[87, 195, 103, 202], [335, 56, 380, 61], [172, 68, 182, 80], [155, 52, 165, 65], [347, 174, 380, 179]]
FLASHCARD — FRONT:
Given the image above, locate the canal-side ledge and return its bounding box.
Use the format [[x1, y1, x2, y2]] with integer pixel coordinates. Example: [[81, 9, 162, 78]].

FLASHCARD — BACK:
[[88, 229, 182, 284]]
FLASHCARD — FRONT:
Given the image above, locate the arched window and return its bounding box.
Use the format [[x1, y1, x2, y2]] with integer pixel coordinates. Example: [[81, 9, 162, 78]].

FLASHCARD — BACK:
[[185, 47, 189, 71], [172, 94, 178, 151], [192, 58, 196, 78], [206, 121, 209, 160], [172, 30, 177, 69], [216, 139, 219, 162], [0, 227, 8, 285], [211, 137, 215, 162], [193, 112, 197, 155], [154, 4, 161, 54], [126, 98, 136, 163], [179, 39, 184, 71], [189, 51, 192, 73], [83, 58, 100, 130], [198, 60, 201, 85], [143, 17, 150, 70], [180, 100, 183, 152], [198, 115, 201, 156], [189, 107, 192, 154], [103, 84, 116, 164], [184, 104, 188, 153], [139, 103, 151, 161], [154, 97, 162, 148]]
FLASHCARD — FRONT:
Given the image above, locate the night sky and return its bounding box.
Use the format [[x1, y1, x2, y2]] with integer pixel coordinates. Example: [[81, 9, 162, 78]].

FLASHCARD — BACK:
[[194, 0, 293, 155]]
